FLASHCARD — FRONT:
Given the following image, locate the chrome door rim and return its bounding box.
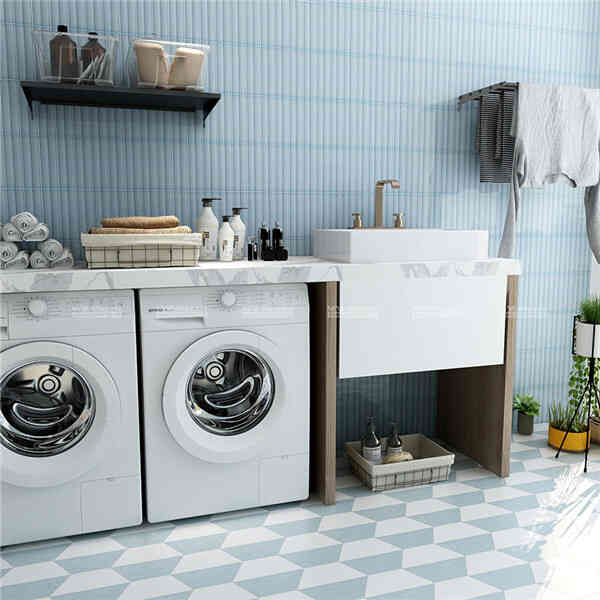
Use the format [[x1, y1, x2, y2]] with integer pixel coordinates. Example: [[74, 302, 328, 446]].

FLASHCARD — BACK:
[[0, 361, 96, 457], [186, 348, 274, 436]]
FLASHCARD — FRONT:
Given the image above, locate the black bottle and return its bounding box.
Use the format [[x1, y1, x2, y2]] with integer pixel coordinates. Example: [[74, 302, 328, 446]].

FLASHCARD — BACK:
[[387, 423, 403, 457], [362, 417, 381, 462], [50, 25, 79, 81], [272, 221, 289, 261], [81, 32, 105, 73], [259, 224, 271, 260]]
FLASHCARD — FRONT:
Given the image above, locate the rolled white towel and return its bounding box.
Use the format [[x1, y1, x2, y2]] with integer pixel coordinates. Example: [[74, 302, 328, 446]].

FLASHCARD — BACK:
[[22, 223, 49, 242], [39, 238, 64, 261], [2, 222, 22, 242], [2, 250, 29, 270], [0, 241, 19, 262], [30, 250, 50, 269], [11, 212, 39, 234], [50, 248, 74, 269]]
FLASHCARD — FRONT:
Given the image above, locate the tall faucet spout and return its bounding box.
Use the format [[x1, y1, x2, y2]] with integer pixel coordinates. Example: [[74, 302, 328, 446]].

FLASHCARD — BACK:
[[374, 179, 400, 228]]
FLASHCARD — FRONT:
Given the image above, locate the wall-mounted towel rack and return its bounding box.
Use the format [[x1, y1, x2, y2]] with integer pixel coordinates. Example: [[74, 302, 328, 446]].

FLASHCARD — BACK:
[[457, 81, 518, 111]]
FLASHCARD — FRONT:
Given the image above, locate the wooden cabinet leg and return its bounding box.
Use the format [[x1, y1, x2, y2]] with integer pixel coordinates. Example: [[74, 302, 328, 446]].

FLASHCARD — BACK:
[[308, 282, 338, 504], [437, 276, 518, 477]]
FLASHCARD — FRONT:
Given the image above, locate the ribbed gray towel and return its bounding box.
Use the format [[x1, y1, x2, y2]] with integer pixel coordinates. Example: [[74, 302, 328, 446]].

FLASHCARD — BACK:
[[477, 90, 515, 184], [500, 84, 600, 259]]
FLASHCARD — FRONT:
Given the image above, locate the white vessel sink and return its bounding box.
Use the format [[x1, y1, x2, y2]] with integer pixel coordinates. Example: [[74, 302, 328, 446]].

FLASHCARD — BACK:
[[312, 228, 489, 263]]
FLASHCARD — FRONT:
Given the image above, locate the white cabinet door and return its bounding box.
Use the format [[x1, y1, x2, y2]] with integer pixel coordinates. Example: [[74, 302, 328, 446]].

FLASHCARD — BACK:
[[338, 266, 507, 378]]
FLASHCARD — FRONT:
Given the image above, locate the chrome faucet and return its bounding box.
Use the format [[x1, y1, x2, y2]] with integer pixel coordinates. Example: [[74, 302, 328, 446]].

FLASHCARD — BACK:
[[374, 179, 400, 228]]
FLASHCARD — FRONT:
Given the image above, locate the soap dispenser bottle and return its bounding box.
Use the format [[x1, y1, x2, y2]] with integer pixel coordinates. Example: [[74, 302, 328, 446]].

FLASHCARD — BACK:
[[361, 417, 382, 462], [230, 208, 247, 261], [218, 216, 235, 262], [196, 198, 219, 261], [386, 423, 403, 457], [50, 25, 79, 81]]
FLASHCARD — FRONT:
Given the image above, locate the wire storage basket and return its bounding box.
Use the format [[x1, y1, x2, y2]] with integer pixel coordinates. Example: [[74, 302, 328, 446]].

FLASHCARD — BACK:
[[345, 434, 455, 492], [81, 233, 205, 268]]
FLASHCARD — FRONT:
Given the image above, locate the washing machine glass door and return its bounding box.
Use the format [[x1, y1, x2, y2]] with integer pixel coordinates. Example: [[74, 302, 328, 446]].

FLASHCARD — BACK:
[[187, 349, 274, 436], [163, 330, 285, 463], [1, 363, 95, 457], [0, 341, 120, 487]]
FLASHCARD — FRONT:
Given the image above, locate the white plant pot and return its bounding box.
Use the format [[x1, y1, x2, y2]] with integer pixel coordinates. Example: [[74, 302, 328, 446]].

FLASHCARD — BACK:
[[575, 318, 600, 358]]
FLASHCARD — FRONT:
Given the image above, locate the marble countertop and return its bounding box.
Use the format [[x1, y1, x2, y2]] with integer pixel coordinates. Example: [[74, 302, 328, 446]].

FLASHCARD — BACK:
[[0, 256, 521, 293]]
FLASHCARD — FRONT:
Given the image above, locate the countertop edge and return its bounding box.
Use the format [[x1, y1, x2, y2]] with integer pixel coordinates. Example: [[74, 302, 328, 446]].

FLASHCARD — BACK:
[[0, 257, 521, 293]]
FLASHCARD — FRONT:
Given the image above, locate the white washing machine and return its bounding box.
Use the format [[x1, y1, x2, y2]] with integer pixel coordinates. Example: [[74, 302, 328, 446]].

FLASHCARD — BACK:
[[139, 284, 310, 523], [0, 290, 142, 546]]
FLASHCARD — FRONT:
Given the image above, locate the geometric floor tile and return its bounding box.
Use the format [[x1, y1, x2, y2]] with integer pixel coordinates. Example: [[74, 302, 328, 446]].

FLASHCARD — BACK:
[[2, 429, 599, 600]]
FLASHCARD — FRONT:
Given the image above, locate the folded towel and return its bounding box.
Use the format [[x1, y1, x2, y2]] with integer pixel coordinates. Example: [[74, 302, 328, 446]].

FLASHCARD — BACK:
[[50, 248, 74, 269], [89, 226, 192, 234], [0, 241, 19, 262], [39, 238, 64, 261], [101, 216, 180, 229], [22, 223, 49, 242], [2, 222, 22, 242], [30, 250, 50, 269], [11, 212, 39, 233], [1, 250, 29, 270]]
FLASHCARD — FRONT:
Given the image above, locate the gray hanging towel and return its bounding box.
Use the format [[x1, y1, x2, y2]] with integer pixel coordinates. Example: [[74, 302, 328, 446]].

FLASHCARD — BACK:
[[499, 83, 600, 260], [476, 91, 515, 184]]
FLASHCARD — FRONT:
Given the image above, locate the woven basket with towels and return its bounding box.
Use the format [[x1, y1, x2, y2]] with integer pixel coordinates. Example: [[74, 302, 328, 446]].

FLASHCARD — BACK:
[[82, 215, 203, 269]]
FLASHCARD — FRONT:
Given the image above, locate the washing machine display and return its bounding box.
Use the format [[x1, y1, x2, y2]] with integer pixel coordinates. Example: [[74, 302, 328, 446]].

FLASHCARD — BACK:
[[187, 348, 274, 436], [0, 361, 95, 457]]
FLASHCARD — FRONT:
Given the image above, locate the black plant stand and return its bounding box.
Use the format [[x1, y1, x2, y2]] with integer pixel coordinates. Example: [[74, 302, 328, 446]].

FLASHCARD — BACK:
[[555, 320, 600, 472]]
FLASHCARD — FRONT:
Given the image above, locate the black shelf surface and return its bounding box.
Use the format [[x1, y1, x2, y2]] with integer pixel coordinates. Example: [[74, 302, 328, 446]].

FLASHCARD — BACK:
[[21, 81, 220, 124]]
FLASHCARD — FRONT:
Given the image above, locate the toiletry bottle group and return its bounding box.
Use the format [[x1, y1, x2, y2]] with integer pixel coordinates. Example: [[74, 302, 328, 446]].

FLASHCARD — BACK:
[[361, 419, 412, 463]]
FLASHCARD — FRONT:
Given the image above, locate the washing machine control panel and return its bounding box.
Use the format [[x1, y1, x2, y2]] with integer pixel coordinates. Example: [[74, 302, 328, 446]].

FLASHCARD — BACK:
[[5, 291, 135, 339], [141, 284, 309, 330]]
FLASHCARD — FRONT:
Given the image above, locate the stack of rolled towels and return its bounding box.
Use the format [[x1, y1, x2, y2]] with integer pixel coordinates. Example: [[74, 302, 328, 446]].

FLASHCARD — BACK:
[[1, 212, 74, 270]]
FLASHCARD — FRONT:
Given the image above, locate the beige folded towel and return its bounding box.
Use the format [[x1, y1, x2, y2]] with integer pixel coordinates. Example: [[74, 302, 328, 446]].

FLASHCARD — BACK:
[[90, 226, 192, 234], [101, 216, 180, 229]]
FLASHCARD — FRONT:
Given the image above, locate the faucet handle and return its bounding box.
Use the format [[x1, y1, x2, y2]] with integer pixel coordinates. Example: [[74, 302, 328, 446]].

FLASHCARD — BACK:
[[352, 213, 363, 229], [393, 213, 404, 229]]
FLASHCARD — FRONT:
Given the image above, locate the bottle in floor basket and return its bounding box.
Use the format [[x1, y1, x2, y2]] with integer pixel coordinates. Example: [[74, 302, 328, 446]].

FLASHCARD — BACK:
[[218, 216, 234, 262], [362, 417, 381, 462], [195, 198, 219, 261], [383, 422, 414, 464]]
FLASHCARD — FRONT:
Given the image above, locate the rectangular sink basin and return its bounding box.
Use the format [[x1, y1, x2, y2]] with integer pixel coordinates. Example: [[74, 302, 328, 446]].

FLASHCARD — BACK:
[[312, 228, 489, 263]]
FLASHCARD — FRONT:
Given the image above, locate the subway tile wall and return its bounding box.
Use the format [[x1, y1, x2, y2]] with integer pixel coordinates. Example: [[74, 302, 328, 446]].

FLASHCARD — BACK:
[[0, 1, 596, 445]]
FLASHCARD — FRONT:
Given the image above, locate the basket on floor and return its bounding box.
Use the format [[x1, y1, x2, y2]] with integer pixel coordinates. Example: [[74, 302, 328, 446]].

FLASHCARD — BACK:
[[345, 433, 455, 492]]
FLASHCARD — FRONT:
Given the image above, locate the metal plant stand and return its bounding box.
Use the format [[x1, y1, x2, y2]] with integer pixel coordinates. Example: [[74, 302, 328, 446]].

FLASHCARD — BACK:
[[555, 319, 600, 472]]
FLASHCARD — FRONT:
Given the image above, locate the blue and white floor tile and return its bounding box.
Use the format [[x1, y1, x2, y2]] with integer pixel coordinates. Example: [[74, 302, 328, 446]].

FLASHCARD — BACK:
[[2, 424, 600, 599]]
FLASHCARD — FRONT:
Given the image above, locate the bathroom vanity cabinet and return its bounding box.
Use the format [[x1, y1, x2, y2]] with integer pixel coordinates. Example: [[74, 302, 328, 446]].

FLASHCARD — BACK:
[[309, 270, 519, 505]]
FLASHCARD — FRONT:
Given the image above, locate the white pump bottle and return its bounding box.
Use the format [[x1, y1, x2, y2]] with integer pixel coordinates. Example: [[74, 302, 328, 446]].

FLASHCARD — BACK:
[[230, 207, 247, 260], [195, 198, 219, 261], [218, 216, 235, 262]]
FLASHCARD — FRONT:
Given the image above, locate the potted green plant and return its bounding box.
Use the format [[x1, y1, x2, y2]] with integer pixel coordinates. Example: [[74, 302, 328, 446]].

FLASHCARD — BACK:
[[548, 401, 590, 452], [575, 295, 600, 357], [513, 394, 540, 435]]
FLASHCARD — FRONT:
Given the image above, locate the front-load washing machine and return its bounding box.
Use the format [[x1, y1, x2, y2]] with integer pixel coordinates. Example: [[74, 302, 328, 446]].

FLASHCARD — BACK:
[[139, 284, 309, 523], [0, 290, 142, 546]]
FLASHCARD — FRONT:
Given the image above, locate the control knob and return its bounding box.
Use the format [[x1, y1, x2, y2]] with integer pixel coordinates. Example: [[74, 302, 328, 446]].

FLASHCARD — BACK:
[[220, 291, 236, 308], [27, 299, 47, 318]]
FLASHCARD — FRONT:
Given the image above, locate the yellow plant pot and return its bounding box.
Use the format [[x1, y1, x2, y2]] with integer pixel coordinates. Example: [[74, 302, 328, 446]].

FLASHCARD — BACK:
[[548, 425, 591, 452]]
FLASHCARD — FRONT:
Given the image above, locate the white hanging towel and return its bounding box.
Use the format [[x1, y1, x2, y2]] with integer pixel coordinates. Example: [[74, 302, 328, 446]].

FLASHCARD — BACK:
[[500, 84, 600, 259]]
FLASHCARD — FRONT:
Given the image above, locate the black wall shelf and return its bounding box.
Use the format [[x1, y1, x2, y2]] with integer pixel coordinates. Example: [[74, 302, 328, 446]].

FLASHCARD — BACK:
[[20, 81, 221, 125]]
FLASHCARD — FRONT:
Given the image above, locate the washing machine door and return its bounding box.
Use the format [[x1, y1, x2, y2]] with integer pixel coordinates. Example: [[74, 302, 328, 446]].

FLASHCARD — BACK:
[[163, 330, 284, 463], [0, 342, 120, 487]]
